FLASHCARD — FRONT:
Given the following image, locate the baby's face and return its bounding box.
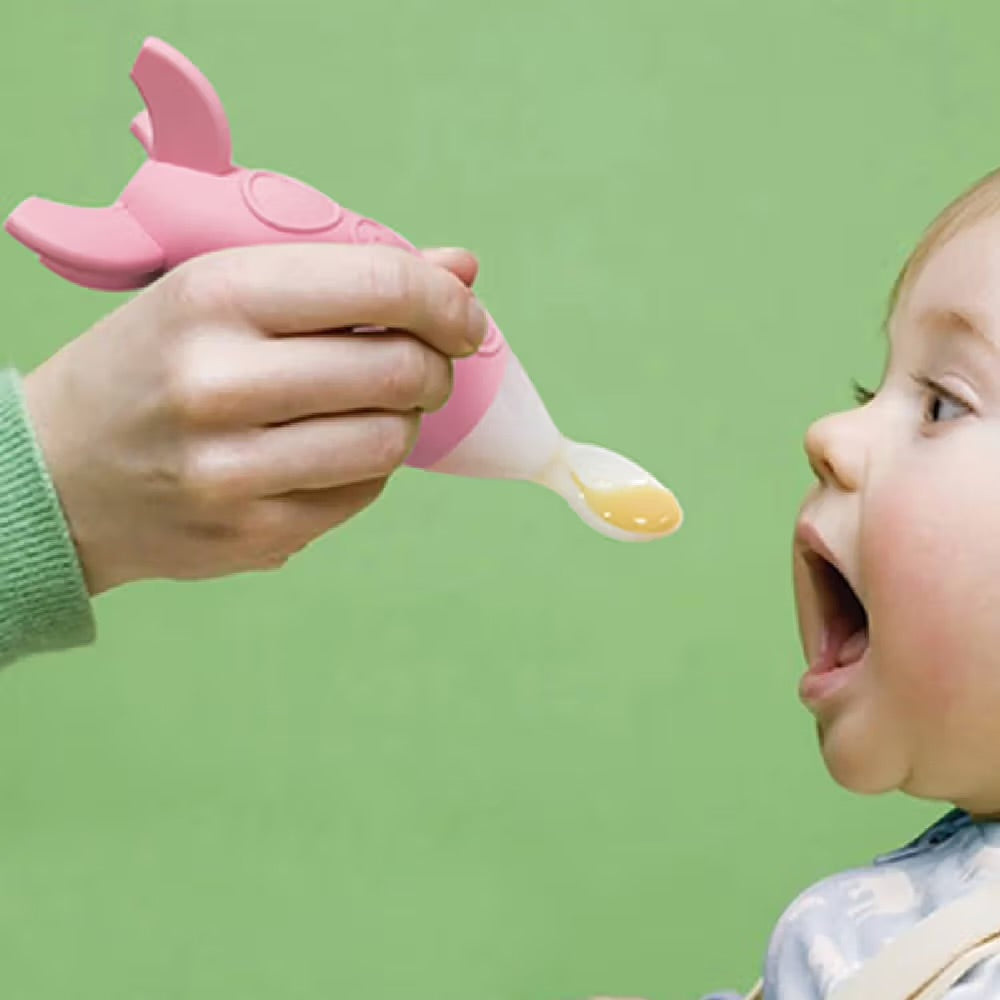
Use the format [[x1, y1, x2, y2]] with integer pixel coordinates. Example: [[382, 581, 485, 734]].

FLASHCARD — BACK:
[[793, 212, 1000, 814]]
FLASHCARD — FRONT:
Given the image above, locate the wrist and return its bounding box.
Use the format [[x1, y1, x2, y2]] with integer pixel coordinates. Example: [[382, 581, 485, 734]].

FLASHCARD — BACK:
[[0, 368, 95, 661]]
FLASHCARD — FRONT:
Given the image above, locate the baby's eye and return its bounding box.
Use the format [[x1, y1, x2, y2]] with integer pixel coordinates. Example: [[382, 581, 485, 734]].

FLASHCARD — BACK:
[[927, 393, 969, 422], [912, 375, 973, 424]]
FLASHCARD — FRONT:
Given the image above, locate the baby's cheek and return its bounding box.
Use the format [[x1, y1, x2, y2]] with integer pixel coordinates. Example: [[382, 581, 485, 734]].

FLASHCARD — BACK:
[[863, 474, 1000, 714], [862, 486, 969, 708]]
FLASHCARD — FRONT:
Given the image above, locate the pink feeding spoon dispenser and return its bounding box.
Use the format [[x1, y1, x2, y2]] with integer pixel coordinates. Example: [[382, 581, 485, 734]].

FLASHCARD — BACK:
[[5, 37, 682, 542]]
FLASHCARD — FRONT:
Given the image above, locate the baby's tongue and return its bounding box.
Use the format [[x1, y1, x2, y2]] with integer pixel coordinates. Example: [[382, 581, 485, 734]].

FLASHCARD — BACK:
[[837, 627, 869, 667]]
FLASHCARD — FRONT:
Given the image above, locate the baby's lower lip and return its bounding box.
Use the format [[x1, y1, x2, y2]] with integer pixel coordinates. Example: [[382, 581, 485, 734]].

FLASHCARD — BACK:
[[799, 656, 865, 707], [798, 626, 869, 708]]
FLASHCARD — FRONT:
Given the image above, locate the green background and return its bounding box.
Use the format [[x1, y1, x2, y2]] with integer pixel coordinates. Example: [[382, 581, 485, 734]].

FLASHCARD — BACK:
[[0, 2, 990, 997]]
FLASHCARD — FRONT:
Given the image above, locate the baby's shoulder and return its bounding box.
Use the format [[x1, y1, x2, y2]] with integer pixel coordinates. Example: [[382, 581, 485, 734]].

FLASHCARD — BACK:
[[762, 811, 976, 995], [770, 811, 967, 941], [762, 862, 927, 996], [761, 813, 1000, 996], [769, 862, 908, 943]]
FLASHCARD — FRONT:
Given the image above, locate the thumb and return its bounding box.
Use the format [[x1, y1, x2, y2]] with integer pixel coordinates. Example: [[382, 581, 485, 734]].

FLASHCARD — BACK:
[[420, 247, 479, 288]]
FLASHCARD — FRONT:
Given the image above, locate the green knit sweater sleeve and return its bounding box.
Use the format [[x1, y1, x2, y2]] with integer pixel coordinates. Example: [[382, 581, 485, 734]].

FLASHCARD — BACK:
[[0, 368, 95, 666]]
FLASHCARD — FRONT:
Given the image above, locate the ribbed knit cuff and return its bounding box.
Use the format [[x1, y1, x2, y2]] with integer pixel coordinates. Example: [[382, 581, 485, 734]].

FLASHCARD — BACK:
[[0, 369, 95, 666]]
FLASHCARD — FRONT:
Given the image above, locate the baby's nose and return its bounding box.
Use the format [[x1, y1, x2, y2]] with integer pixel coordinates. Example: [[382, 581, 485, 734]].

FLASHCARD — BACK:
[[804, 408, 866, 492]]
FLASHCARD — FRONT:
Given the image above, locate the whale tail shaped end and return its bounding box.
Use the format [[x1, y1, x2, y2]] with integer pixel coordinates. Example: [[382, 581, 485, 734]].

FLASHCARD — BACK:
[[129, 37, 233, 176], [4, 197, 166, 291]]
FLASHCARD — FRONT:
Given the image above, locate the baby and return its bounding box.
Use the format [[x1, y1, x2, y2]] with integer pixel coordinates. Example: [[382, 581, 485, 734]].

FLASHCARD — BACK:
[[763, 159, 1000, 998], [750, 163, 1000, 996], [614, 165, 1000, 1000]]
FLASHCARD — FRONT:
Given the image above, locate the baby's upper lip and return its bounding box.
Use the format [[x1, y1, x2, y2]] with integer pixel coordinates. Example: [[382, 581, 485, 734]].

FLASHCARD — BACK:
[[794, 519, 843, 575], [794, 516, 867, 611], [794, 516, 868, 641]]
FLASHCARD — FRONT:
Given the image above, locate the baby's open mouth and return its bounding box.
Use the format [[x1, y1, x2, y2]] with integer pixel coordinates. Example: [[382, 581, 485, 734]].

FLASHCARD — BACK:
[[805, 551, 869, 674]]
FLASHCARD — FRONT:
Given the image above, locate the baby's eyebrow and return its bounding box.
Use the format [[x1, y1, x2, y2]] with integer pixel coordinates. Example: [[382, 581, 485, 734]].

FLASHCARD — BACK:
[[912, 306, 999, 351]]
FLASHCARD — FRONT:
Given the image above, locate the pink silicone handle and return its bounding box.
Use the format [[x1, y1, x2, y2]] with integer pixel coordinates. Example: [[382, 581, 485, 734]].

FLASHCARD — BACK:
[[3, 37, 508, 470]]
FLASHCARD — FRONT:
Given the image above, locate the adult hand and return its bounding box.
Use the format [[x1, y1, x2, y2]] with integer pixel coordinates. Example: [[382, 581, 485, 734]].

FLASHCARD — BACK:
[[22, 243, 485, 594]]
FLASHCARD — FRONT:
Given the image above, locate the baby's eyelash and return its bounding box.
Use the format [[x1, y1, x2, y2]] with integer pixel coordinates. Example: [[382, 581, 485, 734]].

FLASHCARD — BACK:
[[909, 374, 970, 411], [851, 379, 875, 406]]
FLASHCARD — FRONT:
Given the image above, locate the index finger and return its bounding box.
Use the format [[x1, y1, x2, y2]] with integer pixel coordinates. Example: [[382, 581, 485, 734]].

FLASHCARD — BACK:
[[212, 243, 488, 357]]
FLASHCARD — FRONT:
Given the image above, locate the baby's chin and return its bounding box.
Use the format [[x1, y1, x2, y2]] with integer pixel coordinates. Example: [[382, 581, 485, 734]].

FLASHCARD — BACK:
[[816, 704, 910, 796]]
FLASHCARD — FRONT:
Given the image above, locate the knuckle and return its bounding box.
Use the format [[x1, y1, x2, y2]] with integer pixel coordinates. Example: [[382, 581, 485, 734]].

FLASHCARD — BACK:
[[368, 414, 415, 473], [240, 506, 307, 570], [177, 441, 250, 507], [163, 350, 218, 427], [365, 247, 414, 307], [162, 330, 256, 428], [380, 337, 431, 407], [423, 354, 453, 412], [163, 256, 237, 319]]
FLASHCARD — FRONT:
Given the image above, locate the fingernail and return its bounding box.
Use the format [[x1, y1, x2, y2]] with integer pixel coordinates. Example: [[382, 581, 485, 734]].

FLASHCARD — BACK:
[[424, 246, 466, 260]]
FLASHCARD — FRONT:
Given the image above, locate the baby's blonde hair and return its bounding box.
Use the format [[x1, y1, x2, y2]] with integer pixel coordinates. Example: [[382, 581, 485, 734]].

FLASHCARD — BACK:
[[889, 166, 1000, 320]]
